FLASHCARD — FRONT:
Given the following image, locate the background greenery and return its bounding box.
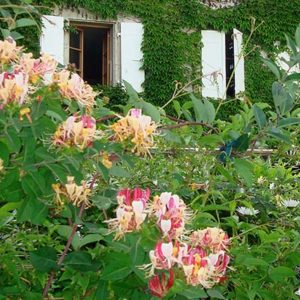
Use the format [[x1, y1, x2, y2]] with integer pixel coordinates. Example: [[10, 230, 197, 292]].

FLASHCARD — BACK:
[[17, 0, 300, 108]]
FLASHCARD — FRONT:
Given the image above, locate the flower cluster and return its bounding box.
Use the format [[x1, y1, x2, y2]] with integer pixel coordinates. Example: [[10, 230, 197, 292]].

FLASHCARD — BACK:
[[0, 38, 22, 64], [148, 228, 230, 290], [107, 189, 231, 297], [55, 70, 97, 108], [0, 37, 97, 109], [52, 176, 91, 209], [18, 52, 57, 84], [0, 70, 29, 107], [52, 115, 100, 150], [105, 188, 150, 239], [150, 192, 191, 240], [110, 108, 157, 156]]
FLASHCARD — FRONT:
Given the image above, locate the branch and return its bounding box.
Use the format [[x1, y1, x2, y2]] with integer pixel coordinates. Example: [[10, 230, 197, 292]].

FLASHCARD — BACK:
[[161, 121, 219, 133], [42, 173, 99, 297]]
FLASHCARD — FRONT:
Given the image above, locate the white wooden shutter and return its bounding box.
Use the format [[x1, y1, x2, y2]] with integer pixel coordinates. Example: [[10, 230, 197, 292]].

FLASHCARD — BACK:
[[201, 30, 226, 99], [233, 28, 245, 95], [121, 22, 144, 92], [40, 15, 65, 64]]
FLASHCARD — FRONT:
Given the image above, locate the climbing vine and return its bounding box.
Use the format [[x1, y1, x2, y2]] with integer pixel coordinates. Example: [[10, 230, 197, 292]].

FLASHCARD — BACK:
[[23, 0, 300, 107]]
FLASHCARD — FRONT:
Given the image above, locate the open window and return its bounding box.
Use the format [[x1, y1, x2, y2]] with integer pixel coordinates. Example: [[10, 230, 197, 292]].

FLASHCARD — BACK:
[[69, 24, 112, 85]]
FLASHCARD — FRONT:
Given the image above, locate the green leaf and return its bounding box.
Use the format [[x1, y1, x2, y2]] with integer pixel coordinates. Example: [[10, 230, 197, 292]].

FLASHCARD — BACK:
[[5, 127, 21, 153], [269, 266, 295, 282], [17, 198, 48, 225], [191, 94, 215, 124], [261, 58, 281, 80], [295, 25, 300, 48], [285, 33, 298, 56], [206, 289, 226, 299], [29, 247, 57, 273], [233, 134, 250, 152], [94, 281, 109, 299], [123, 80, 140, 104], [253, 104, 267, 129], [91, 195, 113, 210], [79, 234, 103, 248], [101, 252, 132, 281], [268, 127, 290, 143], [64, 251, 98, 272], [0, 141, 9, 165], [233, 158, 253, 186], [272, 82, 293, 115], [173, 100, 181, 117], [15, 18, 37, 28], [278, 117, 300, 127], [109, 165, 130, 177], [142, 101, 160, 122], [56, 225, 81, 250], [178, 286, 207, 299], [9, 31, 23, 40], [285, 73, 300, 82]]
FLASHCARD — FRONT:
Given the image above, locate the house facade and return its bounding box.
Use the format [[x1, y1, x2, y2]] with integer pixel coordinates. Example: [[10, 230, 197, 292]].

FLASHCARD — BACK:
[[41, 7, 244, 98]]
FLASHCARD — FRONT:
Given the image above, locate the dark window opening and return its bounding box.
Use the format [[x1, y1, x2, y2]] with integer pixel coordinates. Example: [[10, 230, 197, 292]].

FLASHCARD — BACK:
[[69, 25, 111, 85], [225, 30, 235, 98]]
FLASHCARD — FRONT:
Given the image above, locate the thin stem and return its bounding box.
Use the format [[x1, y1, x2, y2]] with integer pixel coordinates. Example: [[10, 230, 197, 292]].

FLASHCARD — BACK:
[[161, 121, 219, 133], [42, 173, 98, 297]]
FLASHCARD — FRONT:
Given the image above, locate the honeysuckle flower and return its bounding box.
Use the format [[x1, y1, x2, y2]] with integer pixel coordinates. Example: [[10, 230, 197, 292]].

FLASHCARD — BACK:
[[19, 107, 32, 123], [149, 241, 179, 273], [180, 247, 229, 288], [101, 152, 113, 169], [55, 70, 97, 108], [236, 206, 259, 216], [52, 176, 91, 209], [18, 52, 57, 84], [295, 288, 300, 296], [148, 270, 174, 299], [0, 37, 22, 65], [110, 108, 157, 156], [189, 227, 229, 252], [269, 183, 275, 190], [0, 70, 29, 107], [150, 192, 191, 239], [52, 115, 100, 150], [282, 200, 300, 208], [106, 187, 150, 239]]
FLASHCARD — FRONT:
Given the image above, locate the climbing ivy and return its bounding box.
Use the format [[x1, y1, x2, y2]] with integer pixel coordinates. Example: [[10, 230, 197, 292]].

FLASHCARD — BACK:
[[27, 0, 300, 107]]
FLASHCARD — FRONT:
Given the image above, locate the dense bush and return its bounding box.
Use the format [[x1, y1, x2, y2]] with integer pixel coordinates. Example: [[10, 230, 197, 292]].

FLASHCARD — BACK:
[[0, 8, 300, 299]]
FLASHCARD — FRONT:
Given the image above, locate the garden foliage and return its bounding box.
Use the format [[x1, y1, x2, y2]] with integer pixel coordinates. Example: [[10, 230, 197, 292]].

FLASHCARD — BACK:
[[0, 11, 300, 300]]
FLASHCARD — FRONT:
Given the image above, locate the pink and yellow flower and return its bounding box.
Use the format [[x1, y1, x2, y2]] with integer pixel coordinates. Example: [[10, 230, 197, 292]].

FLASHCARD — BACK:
[[0, 37, 22, 65], [148, 270, 174, 299], [189, 227, 229, 252], [55, 70, 97, 108], [52, 115, 100, 150], [52, 176, 91, 209], [180, 246, 230, 288], [150, 192, 191, 239], [106, 187, 150, 239], [18, 52, 57, 84], [0, 70, 29, 107], [111, 108, 157, 156]]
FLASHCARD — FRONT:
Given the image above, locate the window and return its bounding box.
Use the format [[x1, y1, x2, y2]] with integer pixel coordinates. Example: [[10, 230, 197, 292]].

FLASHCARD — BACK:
[[201, 29, 245, 99], [41, 14, 145, 92], [69, 24, 112, 85]]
